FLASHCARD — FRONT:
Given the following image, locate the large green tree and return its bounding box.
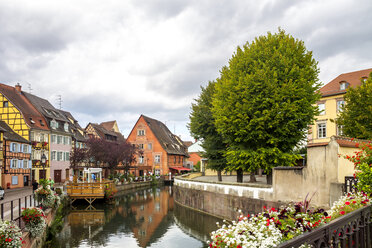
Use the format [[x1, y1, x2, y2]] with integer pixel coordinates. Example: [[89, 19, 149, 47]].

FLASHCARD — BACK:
[[189, 81, 227, 181], [337, 72, 372, 139], [212, 29, 321, 183]]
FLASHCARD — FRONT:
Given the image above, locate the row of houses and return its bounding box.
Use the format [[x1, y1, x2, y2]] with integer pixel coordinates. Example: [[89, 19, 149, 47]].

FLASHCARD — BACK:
[[0, 83, 192, 189]]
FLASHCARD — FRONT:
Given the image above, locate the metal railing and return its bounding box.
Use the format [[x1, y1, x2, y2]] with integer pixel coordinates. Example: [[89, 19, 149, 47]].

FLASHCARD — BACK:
[[278, 204, 371, 248], [345, 176, 358, 193], [0, 194, 40, 229]]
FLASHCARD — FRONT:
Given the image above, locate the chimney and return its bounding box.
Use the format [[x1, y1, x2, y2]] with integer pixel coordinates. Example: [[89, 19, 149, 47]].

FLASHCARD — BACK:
[[15, 83, 22, 92]]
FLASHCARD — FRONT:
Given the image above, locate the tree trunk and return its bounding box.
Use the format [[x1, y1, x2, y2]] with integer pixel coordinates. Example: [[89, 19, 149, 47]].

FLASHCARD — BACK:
[[237, 169, 243, 183], [266, 170, 273, 185], [249, 171, 256, 182], [217, 170, 222, 182]]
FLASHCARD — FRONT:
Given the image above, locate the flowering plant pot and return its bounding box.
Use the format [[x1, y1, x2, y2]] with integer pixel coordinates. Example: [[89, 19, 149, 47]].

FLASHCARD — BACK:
[[21, 207, 46, 237], [0, 220, 23, 247]]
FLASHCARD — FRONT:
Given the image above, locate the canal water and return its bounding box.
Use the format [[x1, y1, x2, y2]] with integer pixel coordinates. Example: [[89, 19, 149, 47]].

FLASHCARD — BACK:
[[53, 186, 221, 248]]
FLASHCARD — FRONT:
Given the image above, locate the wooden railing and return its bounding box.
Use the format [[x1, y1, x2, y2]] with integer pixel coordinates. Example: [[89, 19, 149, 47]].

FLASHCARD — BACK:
[[278, 205, 371, 248], [66, 181, 115, 198]]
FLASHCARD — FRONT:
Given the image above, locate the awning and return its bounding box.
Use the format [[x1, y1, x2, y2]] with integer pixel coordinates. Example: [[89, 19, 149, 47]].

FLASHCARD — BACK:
[[169, 167, 191, 171]]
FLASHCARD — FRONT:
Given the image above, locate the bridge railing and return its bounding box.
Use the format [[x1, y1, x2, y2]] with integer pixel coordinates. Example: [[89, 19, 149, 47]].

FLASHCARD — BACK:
[[278, 204, 371, 248]]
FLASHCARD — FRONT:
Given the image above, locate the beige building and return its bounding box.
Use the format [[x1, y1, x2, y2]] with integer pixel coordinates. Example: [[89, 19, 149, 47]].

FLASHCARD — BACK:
[[309, 68, 372, 144]]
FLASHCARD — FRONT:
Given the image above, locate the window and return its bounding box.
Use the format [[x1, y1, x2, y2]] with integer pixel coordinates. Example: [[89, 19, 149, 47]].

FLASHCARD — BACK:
[[138, 144, 144, 149], [51, 151, 56, 161], [63, 136, 68, 145], [23, 160, 28, 169], [148, 143, 152, 150], [68, 137, 71, 145], [155, 155, 161, 163], [51, 135, 56, 144], [23, 144, 28, 153], [40, 133, 45, 142], [65, 152, 70, 161], [337, 125, 344, 136], [39, 120, 44, 126], [50, 120, 58, 129], [57, 136, 62, 144], [178, 156, 181, 163], [139, 156, 144, 164], [10, 159, 17, 168], [337, 100, 344, 112], [57, 151, 63, 161], [340, 82, 349, 90], [174, 156, 176, 163], [12, 176, 18, 185], [318, 103, 325, 115], [30, 132, 35, 141], [137, 129, 145, 136], [18, 160, 23, 168], [155, 202, 160, 211], [317, 123, 327, 138], [155, 169, 160, 176], [3, 101, 8, 107], [64, 123, 69, 132]]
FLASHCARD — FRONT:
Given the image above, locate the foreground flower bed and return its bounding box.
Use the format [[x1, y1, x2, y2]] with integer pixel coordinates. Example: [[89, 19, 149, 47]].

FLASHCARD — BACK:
[[208, 192, 370, 248]]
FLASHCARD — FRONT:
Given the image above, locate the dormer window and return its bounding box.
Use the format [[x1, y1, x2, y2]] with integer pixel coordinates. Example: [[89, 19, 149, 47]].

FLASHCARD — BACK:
[[340, 81, 349, 90], [29, 118, 35, 124], [362, 77, 367, 84], [64, 123, 69, 132], [50, 119, 58, 129], [39, 120, 44, 126]]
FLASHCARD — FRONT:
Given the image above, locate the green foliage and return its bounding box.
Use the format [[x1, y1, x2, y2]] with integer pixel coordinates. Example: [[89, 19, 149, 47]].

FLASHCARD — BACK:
[[337, 72, 372, 139], [194, 161, 201, 172], [212, 29, 321, 173], [344, 142, 372, 194], [189, 81, 227, 172]]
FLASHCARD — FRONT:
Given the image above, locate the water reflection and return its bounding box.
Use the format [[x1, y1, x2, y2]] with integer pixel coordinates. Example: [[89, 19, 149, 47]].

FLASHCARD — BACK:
[[54, 187, 219, 248]]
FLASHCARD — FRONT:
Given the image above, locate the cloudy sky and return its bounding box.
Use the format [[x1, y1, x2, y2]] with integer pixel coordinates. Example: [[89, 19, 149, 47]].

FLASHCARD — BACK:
[[0, 0, 371, 141]]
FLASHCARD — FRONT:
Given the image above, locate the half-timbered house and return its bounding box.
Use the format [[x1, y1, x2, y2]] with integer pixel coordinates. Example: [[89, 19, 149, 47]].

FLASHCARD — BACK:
[[0, 83, 50, 182], [0, 121, 32, 189]]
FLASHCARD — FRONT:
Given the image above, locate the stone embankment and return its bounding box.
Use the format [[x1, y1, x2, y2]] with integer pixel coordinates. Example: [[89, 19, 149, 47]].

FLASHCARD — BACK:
[[174, 175, 281, 221]]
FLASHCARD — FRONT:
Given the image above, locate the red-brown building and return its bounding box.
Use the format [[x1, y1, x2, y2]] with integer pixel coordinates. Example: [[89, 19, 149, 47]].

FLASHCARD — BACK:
[[127, 115, 189, 176], [85, 121, 125, 142], [0, 121, 32, 189]]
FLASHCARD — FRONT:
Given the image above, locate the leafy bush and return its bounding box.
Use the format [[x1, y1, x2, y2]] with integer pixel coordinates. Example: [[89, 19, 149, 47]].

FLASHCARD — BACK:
[[344, 141, 372, 194], [0, 220, 23, 247]]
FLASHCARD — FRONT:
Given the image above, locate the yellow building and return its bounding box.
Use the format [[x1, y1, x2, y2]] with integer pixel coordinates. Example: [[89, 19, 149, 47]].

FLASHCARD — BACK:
[[309, 68, 372, 144], [0, 83, 51, 182]]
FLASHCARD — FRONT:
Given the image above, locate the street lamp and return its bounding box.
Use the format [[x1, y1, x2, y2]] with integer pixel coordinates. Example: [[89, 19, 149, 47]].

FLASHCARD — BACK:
[[41, 153, 47, 179]]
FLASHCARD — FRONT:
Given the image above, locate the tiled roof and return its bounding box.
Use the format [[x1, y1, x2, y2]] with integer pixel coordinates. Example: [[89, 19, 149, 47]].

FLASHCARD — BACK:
[[183, 141, 193, 147], [0, 121, 30, 143], [0, 83, 49, 130], [23, 92, 72, 135], [23, 92, 68, 122], [59, 110, 87, 142], [142, 115, 188, 156], [87, 123, 125, 142], [320, 68, 372, 97], [100, 121, 116, 132]]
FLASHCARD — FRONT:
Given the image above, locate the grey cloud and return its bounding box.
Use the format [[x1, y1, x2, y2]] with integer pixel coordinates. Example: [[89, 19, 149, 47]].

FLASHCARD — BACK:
[[135, 0, 191, 19]]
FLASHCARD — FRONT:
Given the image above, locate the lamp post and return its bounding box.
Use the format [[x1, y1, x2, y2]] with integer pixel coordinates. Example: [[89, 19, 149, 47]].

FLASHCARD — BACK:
[[41, 153, 47, 180]]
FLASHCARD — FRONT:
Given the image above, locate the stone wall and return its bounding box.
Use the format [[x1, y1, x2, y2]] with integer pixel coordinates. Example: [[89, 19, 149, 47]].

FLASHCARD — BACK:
[[273, 138, 345, 207], [174, 178, 281, 221]]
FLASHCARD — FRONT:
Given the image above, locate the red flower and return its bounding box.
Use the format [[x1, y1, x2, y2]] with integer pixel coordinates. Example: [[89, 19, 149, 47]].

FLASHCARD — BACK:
[[345, 201, 350, 205], [340, 211, 345, 215]]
